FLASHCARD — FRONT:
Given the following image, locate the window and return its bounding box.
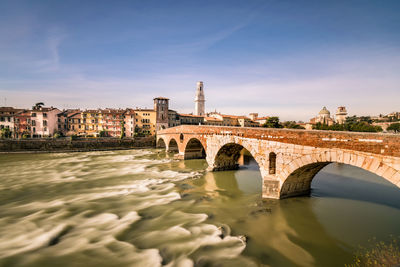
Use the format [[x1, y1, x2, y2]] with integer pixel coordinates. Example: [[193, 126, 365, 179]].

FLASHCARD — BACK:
[[32, 113, 36, 117], [44, 127, 47, 132], [32, 120, 36, 126], [43, 113, 47, 118], [43, 120, 47, 126]]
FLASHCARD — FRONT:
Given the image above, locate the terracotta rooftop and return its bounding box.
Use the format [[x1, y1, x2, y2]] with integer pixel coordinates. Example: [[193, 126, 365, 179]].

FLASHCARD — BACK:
[[67, 112, 81, 118], [204, 117, 222, 121], [134, 109, 155, 112], [31, 107, 58, 112], [179, 113, 204, 118], [220, 114, 251, 120], [254, 116, 270, 121], [0, 107, 23, 113]]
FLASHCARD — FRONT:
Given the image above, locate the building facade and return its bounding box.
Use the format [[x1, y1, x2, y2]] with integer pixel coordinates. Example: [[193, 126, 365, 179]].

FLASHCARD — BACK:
[[335, 106, 348, 124], [154, 97, 169, 131], [309, 106, 335, 126], [124, 109, 136, 137], [0, 107, 21, 137], [30, 106, 61, 137], [134, 109, 157, 136]]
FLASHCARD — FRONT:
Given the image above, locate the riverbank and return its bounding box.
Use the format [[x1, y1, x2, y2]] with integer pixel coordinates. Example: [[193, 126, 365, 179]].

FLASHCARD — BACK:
[[0, 136, 155, 153]]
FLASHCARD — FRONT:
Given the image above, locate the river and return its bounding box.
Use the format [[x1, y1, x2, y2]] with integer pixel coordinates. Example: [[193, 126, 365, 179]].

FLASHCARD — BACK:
[[0, 149, 399, 267]]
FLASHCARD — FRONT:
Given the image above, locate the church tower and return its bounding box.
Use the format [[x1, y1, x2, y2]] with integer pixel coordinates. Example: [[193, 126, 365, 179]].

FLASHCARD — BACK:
[[335, 106, 348, 124], [195, 81, 205, 116], [154, 97, 169, 131]]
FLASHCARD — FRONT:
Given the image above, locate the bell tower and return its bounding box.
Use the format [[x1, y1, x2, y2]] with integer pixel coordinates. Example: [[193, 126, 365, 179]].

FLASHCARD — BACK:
[[195, 81, 205, 116], [154, 97, 169, 131]]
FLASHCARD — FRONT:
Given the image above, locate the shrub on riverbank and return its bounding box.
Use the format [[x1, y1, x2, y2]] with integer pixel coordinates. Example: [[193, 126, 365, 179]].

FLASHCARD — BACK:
[[346, 236, 400, 267]]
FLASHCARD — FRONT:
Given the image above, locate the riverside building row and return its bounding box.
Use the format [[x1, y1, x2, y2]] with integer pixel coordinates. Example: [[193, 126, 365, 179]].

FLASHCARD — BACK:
[[0, 97, 261, 138]]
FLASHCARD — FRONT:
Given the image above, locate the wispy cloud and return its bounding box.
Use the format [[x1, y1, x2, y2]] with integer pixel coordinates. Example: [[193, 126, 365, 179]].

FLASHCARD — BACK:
[[0, 1, 399, 121]]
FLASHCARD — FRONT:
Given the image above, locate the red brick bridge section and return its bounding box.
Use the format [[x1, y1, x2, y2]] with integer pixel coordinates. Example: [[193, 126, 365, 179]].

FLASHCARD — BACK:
[[156, 125, 400, 199]]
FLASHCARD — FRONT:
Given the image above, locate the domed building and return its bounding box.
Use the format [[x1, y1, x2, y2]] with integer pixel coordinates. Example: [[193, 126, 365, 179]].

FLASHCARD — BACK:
[[309, 106, 335, 126]]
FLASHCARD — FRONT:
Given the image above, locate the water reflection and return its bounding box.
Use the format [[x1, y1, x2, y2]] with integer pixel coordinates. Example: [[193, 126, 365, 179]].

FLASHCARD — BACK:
[[177, 157, 400, 266], [312, 163, 400, 210]]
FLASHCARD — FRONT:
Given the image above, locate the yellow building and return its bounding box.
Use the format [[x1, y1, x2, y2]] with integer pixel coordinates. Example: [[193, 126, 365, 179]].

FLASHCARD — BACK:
[[82, 110, 103, 136], [134, 109, 156, 136]]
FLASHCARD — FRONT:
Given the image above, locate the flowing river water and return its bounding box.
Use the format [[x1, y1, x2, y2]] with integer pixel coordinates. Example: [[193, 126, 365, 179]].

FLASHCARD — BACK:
[[0, 149, 400, 267]]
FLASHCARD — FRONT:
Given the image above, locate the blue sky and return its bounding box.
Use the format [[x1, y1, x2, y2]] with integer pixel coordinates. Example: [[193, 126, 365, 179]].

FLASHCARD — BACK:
[[1, 0, 399, 120]]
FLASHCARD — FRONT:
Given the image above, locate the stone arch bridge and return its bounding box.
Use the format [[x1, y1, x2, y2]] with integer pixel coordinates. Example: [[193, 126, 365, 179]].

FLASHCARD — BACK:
[[156, 125, 400, 199]]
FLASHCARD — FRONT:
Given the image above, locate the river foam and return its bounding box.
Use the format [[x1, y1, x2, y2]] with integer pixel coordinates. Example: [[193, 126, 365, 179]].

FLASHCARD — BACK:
[[0, 149, 249, 267]]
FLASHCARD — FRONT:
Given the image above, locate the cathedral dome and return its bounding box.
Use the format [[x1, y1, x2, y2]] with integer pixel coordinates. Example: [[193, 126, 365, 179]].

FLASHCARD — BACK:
[[319, 106, 330, 116]]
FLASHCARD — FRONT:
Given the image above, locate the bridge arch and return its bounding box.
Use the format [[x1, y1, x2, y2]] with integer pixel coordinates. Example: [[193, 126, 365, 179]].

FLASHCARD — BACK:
[[156, 137, 166, 148], [168, 138, 179, 153], [279, 151, 400, 199], [211, 142, 264, 172], [184, 138, 206, 160]]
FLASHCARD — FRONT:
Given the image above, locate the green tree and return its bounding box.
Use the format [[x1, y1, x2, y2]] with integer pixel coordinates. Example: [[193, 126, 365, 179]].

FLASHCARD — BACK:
[[120, 121, 125, 139], [99, 130, 108, 137], [262, 117, 283, 128], [313, 122, 330, 130], [33, 102, 45, 110], [387, 123, 400, 133], [359, 116, 372, 124], [0, 128, 12, 138], [345, 116, 358, 125], [282, 121, 305, 129]]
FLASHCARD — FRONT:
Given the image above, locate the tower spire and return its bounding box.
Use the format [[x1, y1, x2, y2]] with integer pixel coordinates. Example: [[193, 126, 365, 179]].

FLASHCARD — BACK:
[[195, 81, 205, 116]]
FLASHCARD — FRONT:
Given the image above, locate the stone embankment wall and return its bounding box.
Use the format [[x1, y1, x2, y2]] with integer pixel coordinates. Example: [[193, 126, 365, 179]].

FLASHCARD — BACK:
[[0, 137, 155, 153]]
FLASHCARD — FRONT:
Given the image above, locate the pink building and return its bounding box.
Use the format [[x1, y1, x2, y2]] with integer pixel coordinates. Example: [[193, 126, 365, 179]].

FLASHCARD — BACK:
[[30, 106, 61, 137]]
